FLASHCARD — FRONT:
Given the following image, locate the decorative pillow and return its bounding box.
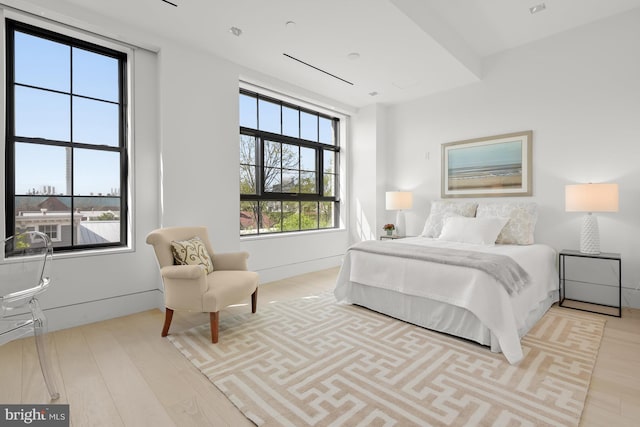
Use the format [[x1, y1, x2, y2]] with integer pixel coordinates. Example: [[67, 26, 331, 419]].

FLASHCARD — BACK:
[[171, 237, 214, 274], [420, 201, 478, 238], [476, 202, 538, 245], [438, 216, 508, 245]]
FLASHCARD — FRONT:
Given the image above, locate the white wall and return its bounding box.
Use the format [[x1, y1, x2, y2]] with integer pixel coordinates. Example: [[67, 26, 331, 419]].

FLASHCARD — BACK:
[[350, 105, 379, 242], [0, 6, 163, 330], [156, 41, 351, 284], [156, 41, 242, 248], [385, 10, 640, 307], [0, 1, 351, 331]]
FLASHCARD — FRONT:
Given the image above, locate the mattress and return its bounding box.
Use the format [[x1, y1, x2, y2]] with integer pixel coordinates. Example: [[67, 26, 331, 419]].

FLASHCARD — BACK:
[[334, 237, 559, 364]]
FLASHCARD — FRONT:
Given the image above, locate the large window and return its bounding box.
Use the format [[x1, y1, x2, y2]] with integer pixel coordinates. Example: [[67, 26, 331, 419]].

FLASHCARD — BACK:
[[5, 19, 128, 252], [240, 89, 340, 235]]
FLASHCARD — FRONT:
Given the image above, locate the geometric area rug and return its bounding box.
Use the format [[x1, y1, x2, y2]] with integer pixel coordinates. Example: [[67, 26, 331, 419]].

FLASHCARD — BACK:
[[167, 292, 605, 427]]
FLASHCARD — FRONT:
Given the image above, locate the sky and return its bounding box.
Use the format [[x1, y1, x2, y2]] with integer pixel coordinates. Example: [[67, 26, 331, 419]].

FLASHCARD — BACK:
[[13, 30, 121, 196]]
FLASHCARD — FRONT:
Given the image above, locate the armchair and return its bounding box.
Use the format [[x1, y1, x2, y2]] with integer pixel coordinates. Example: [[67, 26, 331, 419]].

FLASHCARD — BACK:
[[146, 226, 258, 343]]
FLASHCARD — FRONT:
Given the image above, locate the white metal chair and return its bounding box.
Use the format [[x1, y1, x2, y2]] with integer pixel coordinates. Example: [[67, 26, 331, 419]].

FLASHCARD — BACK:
[[1, 231, 60, 400]]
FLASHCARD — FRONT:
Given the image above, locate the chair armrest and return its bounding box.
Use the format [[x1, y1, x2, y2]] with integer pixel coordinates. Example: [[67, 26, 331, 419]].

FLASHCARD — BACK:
[[161, 265, 206, 280], [159, 265, 207, 311], [212, 252, 250, 271]]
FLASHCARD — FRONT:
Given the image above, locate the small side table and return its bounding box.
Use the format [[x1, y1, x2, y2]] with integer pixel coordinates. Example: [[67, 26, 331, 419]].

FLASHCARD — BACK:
[[559, 249, 621, 317], [380, 235, 408, 240]]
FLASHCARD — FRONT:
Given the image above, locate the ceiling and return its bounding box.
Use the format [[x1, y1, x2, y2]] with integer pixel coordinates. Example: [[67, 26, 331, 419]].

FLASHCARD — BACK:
[[11, 0, 640, 108]]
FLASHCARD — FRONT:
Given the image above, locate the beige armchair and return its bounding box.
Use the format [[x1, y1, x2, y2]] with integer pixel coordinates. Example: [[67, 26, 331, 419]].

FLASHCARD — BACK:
[[146, 226, 258, 343]]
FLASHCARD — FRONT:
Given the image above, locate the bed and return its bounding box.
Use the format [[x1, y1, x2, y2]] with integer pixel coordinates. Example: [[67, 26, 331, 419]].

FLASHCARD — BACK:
[[334, 201, 559, 364]]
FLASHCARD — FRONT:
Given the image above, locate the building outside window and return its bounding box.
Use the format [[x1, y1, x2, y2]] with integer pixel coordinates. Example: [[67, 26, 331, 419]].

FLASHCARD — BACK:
[[4, 19, 128, 253], [37, 224, 61, 242], [239, 88, 340, 235]]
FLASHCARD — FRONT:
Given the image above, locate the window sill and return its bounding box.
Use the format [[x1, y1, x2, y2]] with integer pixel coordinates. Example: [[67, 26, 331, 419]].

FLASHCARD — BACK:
[[240, 228, 346, 241], [51, 245, 134, 260]]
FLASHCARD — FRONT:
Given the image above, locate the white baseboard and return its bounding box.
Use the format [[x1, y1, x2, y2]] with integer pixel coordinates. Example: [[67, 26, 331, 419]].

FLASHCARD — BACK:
[[32, 257, 344, 333], [255, 255, 343, 285], [42, 289, 163, 332]]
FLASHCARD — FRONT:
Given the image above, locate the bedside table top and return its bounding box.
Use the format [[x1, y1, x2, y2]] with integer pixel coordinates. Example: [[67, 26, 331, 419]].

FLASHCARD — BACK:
[[559, 249, 621, 260]]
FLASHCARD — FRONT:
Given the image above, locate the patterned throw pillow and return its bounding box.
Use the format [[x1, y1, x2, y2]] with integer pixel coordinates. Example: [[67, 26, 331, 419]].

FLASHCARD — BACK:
[[170, 237, 214, 274], [476, 202, 538, 245], [420, 201, 478, 238]]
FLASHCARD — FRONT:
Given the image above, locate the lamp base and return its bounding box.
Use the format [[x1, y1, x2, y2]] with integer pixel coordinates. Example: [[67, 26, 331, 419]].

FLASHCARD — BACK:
[[395, 211, 406, 237], [580, 213, 600, 254]]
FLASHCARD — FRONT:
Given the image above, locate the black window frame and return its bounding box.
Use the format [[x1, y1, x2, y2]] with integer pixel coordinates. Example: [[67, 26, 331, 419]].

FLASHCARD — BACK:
[[5, 18, 128, 253], [240, 88, 340, 236]]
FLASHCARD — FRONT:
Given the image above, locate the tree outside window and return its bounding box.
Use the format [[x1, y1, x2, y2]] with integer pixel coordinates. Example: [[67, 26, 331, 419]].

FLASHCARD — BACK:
[[239, 89, 339, 235]]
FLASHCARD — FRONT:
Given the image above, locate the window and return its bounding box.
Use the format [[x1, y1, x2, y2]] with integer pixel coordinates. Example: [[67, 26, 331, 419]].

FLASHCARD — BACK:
[[240, 89, 340, 235], [37, 224, 61, 242], [5, 19, 128, 252]]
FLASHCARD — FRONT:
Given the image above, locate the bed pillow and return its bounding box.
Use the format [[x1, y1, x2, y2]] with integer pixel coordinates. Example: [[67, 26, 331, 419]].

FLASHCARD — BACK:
[[421, 201, 478, 238], [171, 236, 214, 274], [476, 202, 538, 245], [438, 216, 509, 245]]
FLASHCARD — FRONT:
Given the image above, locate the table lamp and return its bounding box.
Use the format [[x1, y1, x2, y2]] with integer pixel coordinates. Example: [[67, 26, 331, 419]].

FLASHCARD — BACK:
[[385, 191, 413, 236], [565, 183, 618, 254]]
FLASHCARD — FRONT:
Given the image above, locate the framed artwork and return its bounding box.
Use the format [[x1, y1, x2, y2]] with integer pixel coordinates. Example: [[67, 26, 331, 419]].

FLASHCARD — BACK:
[[441, 130, 532, 198]]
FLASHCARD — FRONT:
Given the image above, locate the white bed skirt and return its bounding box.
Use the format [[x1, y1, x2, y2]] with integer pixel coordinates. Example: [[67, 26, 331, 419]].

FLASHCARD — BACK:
[[340, 281, 558, 353]]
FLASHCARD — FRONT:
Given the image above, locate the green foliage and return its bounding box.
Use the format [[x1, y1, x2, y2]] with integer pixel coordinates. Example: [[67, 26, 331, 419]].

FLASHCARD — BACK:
[[96, 212, 116, 221], [14, 232, 29, 250], [239, 134, 337, 234]]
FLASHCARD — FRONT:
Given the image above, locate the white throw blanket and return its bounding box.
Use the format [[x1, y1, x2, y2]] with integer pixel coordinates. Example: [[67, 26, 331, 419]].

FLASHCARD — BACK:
[[348, 240, 531, 295]]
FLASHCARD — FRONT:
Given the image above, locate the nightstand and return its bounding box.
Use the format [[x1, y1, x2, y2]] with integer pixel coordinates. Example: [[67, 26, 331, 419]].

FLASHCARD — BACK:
[[379, 235, 407, 240], [559, 249, 621, 317]]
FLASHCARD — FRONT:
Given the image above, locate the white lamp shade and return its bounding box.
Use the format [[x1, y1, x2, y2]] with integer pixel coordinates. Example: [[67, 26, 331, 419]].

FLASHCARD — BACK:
[[385, 191, 413, 210], [565, 183, 618, 212]]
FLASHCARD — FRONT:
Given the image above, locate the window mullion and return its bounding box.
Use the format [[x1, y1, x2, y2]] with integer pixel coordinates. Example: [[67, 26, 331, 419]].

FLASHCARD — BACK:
[[69, 46, 75, 245], [257, 136, 264, 195], [5, 25, 16, 236]]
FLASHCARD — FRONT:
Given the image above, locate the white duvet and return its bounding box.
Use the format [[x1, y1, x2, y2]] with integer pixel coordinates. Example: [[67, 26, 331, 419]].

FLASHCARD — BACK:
[[334, 237, 558, 364]]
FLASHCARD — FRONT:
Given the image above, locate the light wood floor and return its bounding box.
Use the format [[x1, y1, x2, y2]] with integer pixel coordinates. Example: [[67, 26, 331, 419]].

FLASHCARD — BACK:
[[1, 267, 638, 426]]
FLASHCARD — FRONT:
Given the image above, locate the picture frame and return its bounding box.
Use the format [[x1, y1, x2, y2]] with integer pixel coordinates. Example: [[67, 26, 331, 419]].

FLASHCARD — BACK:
[[441, 130, 532, 198]]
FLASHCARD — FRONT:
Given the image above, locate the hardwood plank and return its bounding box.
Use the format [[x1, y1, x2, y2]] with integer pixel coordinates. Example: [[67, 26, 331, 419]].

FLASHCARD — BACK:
[[53, 328, 124, 426], [620, 394, 640, 420], [80, 320, 175, 426], [103, 312, 242, 427], [129, 309, 252, 426], [581, 405, 637, 427], [0, 339, 23, 403], [20, 334, 64, 404]]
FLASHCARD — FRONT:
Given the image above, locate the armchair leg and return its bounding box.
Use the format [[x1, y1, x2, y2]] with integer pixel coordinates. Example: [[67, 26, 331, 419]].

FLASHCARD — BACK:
[[251, 288, 258, 314], [210, 312, 219, 343], [161, 308, 174, 337]]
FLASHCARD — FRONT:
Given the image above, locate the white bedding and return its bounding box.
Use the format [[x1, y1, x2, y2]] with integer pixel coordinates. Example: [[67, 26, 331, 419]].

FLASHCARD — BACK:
[[334, 237, 559, 364]]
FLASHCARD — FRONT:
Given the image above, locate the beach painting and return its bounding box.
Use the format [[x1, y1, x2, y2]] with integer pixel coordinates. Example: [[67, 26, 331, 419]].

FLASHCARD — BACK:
[[442, 131, 532, 198]]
